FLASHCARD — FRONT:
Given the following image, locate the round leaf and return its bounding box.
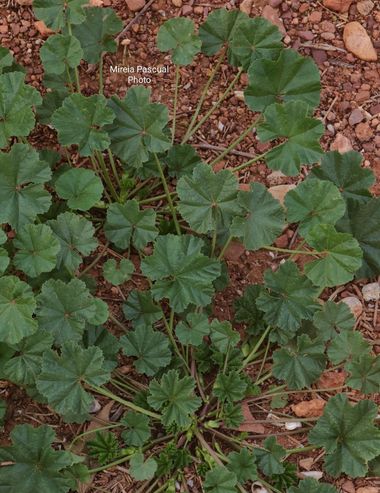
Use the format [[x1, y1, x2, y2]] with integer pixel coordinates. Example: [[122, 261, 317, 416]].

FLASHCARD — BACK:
[[103, 258, 134, 285], [40, 34, 83, 75], [157, 17, 201, 65], [55, 168, 104, 210]]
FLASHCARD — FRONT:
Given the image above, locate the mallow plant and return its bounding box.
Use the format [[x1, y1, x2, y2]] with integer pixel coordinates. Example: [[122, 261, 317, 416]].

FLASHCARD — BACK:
[[0, 4, 379, 493]]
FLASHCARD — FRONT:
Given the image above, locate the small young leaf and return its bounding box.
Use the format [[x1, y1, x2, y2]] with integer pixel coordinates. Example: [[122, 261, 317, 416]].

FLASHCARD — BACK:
[[166, 143, 203, 178], [55, 168, 103, 211], [0, 276, 37, 345], [257, 101, 324, 176], [245, 49, 320, 112], [104, 200, 158, 250], [255, 436, 285, 476], [285, 180, 346, 237], [204, 465, 238, 493], [175, 312, 210, 346], [288, 478, 337, 493], [147, 369, 201, 428], [213, 371, 247, 403], [103, 258, 134, 285], [311, 151, 374, 202], [72, 7, 122, 64], [40, 34, 83, 75], [272, 335, 326, 389], [129, 453, 157, 481], [34, 0, 88, 30], [87, 431, 119, 465], [157, 18, 201, 65], [123, 290, 162, 329], [36, 343, 110, 423], [121, 411, 151, 447], [227, 448, 257, 483], [346, 354, 380, 394], [120, 325, 171, 376], [231, 182, 285, 250], [309, 394, 380, 477], [177, 163, 241, 234], [312, 301, 355, 341], [52, 94, 115, 156], [210, 319, 240, 354], [327, 331, 371, 365], [234, 284, 266, 335]]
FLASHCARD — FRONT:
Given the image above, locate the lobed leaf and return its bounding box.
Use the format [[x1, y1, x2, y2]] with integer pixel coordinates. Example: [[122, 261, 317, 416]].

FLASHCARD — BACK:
[[157, 17, 201, 65], [34, 0, 88, 30], [346, 354, 380, 394], [204, 465, 238, 493], [55, 168, 104, 210], [175, 312, 210, 346], [312, 300, 355, 341], [40, 34, 83, 75], [103, 258, 134, 285], [123, 290, 162, 329]]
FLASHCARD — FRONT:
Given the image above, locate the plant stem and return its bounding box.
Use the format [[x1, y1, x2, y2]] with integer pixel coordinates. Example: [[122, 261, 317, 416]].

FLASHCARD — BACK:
[[153, 153, 181, 235], [182, 47, 226, 143], [172, 65, 180, 144], [264, 245, 318, 256], [255, 371, 272, 386], [107, 148, 121, 188], [138, 191, 177, 205], [95, 150, 120, 202], [162, 308, 190, 373], [99, 53, 104, 95], [78, 242, 109, 278], [255, 338, 270, 384], [230, 150, 269, 173], [210, 227, 217, 257], [242, 326, 271, 368], [218, 235, 233, 260], [88, 454, 130, 474], [70, 424, 121, 450], [109, 313, 128, 332], [286, 444, 318, 456]]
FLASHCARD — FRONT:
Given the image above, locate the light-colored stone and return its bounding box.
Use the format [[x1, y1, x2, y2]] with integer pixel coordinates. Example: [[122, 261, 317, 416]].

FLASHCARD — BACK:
[[330, 133, 353, 153], [349, 108, 364, 126], [323, 0, 353, 12], [267, 170, 286, 186], [291, 399, 326, 418], [343, 22, 377, 62], [301, 471, 323, 480], [240, 0, 253, 15], [262, 5, 286, 35], [356, 487, 378, 493], [125, 0, 145, 12], [362, 282, 380, 301], [234, 90, 245, 101], [342, 296, 363, 318], [172, 0, 182, 6], [299, 457, 315, 470], [15, 0, 33, 4], [355, 121, 374, 142], [268, 184, 296, 205], [357, 0, 375, 16], [34, 20, 54, 37]]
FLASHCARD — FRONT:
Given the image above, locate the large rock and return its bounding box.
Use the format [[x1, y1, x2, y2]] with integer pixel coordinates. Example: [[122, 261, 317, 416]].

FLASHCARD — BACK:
[[323, 0, 353, 12], [262, 5, 286, 35], [343, 22, 377, 62]]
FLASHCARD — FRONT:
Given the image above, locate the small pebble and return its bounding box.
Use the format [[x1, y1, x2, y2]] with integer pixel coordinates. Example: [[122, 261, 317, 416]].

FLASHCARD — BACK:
[[362, 282, 380, 301]]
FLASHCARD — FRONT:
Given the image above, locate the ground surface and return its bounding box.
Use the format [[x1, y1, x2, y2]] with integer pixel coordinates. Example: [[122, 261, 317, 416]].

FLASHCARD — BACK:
[[0, 0, 379, 492]]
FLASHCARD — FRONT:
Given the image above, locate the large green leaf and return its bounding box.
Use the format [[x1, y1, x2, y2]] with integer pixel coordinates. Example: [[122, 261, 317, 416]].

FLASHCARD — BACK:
[[104, 200, 158, 250], [122, 290, 162, 329], [312, 301, 355, 341], [285, 180, 346, 237], [72, 7, 122, 64], [175, 312, 210, 346], [256, 261, 319, 340], [157, 18, 201, 65], [121, 411, 151, 447], [166, 144, 203, 178], [210, 319, 240, 354], [141, 235, 221, 312], [48, 212, 98, 273], [245, 49, 320, 112], [337, 198, 380, 278], [309, 394, 380, 477], [120, 326, 171, 376], [0, 144, 51, 230], [272, 335, 326, 389], [0, 72, 41, 148], [36, 278, 97, 345], [304, 224, 363, 287], [346, 355, 380, 394], [52, 94, 114, 156], [327, 331, 371, 365], [0, 424, 82, 493], [231, 182, 285, 250], [204, 466, 238, 493], [288, 478, 337, 493], [106, 86, 171, 168], [147, 369, 201, 428], [255, 436, 285, 476], [229, 17, 283, 69], [311, 151, 374, 202], [0, 276, 37, 345], [36, 343, 110, 423], [13, 224, 61, 277], [40, 34, 83, 75], [177, 163, 241, 234], [227, 448, 257, 483], [55, 168, 104, 210], [213, 371, 247, 403], [257, 101, 324, 176], [33, 0, 88, 30]]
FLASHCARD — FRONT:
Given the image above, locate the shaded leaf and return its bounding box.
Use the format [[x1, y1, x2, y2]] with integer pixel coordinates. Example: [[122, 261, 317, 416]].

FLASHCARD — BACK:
[[255, 436, 285, 476], [129, 453, 157, 481], [175, 312, 210, 346], [210, 319, 240, 354], [204, 465, 238, 493], [327, 331, 371, 365], [123, 290, 161, 329], [312, 301, 355, 341], [288, 478, 337, 493], [103, 258, 134, 285], [121, 412, 151, 447], [346, 355, 380, 394], [166, 143, 203, 178], [234, 284, 266, 335], [227, 448, 257, 483], [157, 18, 201, 65], [213, 371, 247, 403]]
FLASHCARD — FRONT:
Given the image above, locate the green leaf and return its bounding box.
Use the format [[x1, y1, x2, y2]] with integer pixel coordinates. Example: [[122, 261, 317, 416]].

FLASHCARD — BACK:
[[55, 168, 103, 211], [204, 465, 238, 493], [47, 212, 98, 273], [34, 0, 87, 30], [231, 182, 285, 250], [309, 394, 380, 477], [287, 478, 337, 493], [337, 197, 380, 278], [210, 319, 240, 353], [87, 431, 119, 465], [255, 436, 285, 476], [199, 8, 247, 56], [123, 290, 162, 329], [120, 325, 171, 376], [166, 144, 203, 178], [0, 47, 13, 73], [83, 326, 120, 371], [72, 7, 122, 64], [0, 144, 51, 230], [36, 278, 97, 345], [147, 369, 201, 428], [0, 72, 41, 148], [227, 448, 257, 483], [311, 151, 375, 202], [104, 200, 158, 250], [52, 94, 114, 156], [234, 284, 266, 335], [13, 224, 61, 277], [0, 247, 9, 275], [157, 18, 201, 65], [327, 331, 371, 365], [177, 163, 241, 233], [285, 180, 346, 237], [103, 258, 134, 285], [37, 90, 68, 125], [245, 49, 320, 112], [121, 411, 151, 447], [0, 424, 82, 493], [40, 34, 83, 75], [107, 86, 171, 168], [229, 17, 283, 69], [175, 312, 210, 346], [272, 335, 326, 389], [256, 261, 319, 338], [213, 371, 247, 403], [0, 276, 37, 345], [346, 354, 380, 394], [312, 301, 355, 341], [257, 101, 324, 176], [36, 342, 110, 423], [141, 234, 221, 312], [304, 224, 363, 287], [222, 402, 244, 429], [129, 453, 157, 481]]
